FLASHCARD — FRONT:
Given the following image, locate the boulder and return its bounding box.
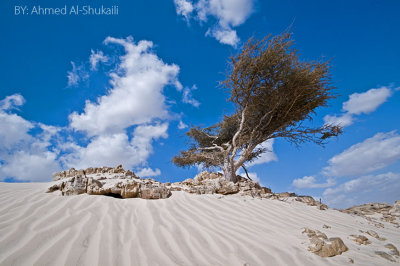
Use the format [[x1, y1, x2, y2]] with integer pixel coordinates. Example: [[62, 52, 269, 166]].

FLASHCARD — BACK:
[[140, 184, 171, 199], [303, 228, 348, 257], [316, 238, 348, 257]]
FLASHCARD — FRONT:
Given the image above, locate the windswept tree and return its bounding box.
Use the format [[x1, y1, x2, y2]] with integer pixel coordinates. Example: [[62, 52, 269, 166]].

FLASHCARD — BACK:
[[173, 33, 341, 183]]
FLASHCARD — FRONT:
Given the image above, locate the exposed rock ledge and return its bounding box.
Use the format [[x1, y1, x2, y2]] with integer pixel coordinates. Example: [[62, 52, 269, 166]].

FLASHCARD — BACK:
[[340, 201, 400, 228], [47, 166, 328, 208], [48, 165, 171, 199]]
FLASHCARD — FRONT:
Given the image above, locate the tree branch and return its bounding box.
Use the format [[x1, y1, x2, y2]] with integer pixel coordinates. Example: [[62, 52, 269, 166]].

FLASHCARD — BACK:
[[241, 165, 252, 180]]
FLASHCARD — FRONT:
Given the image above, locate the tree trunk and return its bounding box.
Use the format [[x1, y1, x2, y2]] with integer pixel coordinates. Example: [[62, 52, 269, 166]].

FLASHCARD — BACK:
[[223, 166, 239, 183]]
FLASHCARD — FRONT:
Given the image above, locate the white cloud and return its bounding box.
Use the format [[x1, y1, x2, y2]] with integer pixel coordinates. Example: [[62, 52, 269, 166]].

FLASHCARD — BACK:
[[89, 49, 108, 70], [292, 176, 335, 189], [323, 131, 400, 177], [174, 0, 254, 46], [178, 120, 188, 129], [0, 111, 33, 149], [67, 62, 89, 87], [343, 86, 392, 115], [247, 139, 278, 167], [202, 0, 254, 27], [69, 37, 180, 136], [182, 85, 200, 107], [0, 95, 61, 181], [174, 0, 194, 21], [206, 27, 239, 47], [323, 172, 400, 209], [1, 37, 185, 181], [324, 86, 393, 128], [0, 150, 60, 182], [61, 123, 168, 170], [136, 167, 161, 177], [0, 94, 25, 110]]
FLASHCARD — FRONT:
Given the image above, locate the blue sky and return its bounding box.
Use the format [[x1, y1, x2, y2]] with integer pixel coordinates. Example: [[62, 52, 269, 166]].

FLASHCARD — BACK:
[[1, 0, 399, 208]]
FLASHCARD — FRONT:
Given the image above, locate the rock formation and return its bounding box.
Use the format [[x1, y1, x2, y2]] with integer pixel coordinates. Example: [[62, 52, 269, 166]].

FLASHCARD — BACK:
[[47, 168, 331, 209], [169, 172, 270, 197], [341, 202, 400, 228], [170, 171, 328, 209], [48, 165, 171, 199], [302, 228, 348, 257]]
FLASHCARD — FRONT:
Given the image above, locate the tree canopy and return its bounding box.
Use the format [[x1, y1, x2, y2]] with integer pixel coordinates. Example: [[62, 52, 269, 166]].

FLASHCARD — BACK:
[[173, 32, 341, 183]]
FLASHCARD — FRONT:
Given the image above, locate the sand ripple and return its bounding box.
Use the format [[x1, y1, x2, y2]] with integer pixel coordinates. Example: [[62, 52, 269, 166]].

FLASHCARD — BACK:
[[0, 183, 399, 266]]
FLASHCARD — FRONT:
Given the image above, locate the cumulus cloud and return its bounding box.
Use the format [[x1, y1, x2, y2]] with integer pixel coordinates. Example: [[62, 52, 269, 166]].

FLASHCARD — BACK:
[[89, 49, 108, 70], [323, 131, 400, 177], [182, 85, 200, 107], [247, 139, 277, 167], [67, 62, 89, 87], [1, 37, 188, 181], [292, 176, 335, 189], [0, 150, 60, 182], [136, 167, 162, 177], [63, 40, 173, 169], [0, 111, 33, 149], [61, 123, 168, 170], [323, 172, 400, 208], [174, 0, 254, 46], [324, 86, 393, 128], [69, 37, 181, 136], [0, 95, 61, 181]]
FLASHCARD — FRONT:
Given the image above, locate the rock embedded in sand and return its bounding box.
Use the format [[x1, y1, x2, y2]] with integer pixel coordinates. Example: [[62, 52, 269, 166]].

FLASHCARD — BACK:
[[341, 201, 400, 227], [170, 172, 270, 197], [342, 202, 392, 216], [350, 235, 371, 245], [48, 169, 334, 208], [366, 230, 386, 241], [375, 251, 396, 262], [303, 228, 348, 257], [385, 243, 400, 256], [171, 172, 328, 209], [48, 165, 171, 199]]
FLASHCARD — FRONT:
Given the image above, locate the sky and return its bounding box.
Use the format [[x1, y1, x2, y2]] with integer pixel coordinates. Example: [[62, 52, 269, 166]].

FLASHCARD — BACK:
[[0, 0, 399, 208]]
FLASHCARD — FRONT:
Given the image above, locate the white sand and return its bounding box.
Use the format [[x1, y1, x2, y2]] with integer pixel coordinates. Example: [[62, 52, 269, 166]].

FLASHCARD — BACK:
[[0, 183, 399, 266]]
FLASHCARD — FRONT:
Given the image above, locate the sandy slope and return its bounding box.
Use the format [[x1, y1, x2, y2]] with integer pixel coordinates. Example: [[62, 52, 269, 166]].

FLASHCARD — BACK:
[[0, 183, 399, 266]]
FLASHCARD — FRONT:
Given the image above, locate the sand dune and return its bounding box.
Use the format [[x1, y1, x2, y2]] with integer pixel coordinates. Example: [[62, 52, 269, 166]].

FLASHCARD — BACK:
[[0, 183, 399, 265]]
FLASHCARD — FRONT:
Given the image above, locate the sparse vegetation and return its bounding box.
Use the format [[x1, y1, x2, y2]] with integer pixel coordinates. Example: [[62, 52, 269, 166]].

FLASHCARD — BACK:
[[173, 32, 341, 182]]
